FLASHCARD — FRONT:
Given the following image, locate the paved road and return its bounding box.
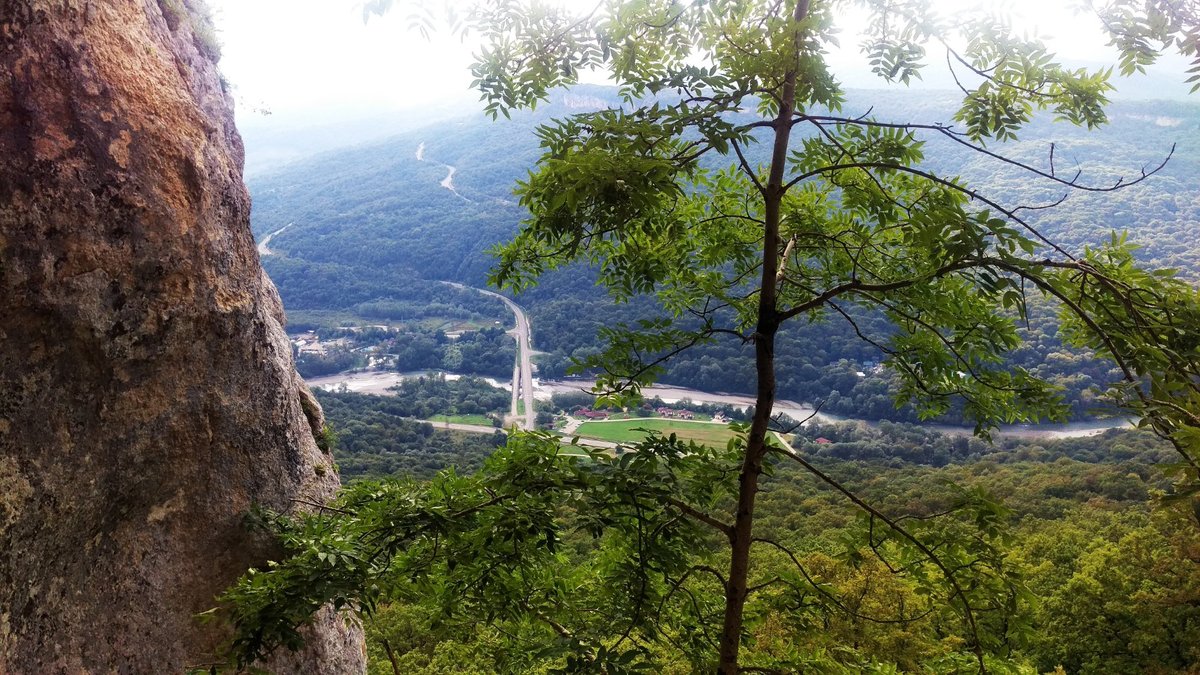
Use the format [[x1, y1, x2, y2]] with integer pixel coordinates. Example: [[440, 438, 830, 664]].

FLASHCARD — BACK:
[[445, 282, 537, 430], [422, 418, 618, 450], [256, 223, 292, 256], [424, 420, 506, 435], [417, 141, 471, 202]]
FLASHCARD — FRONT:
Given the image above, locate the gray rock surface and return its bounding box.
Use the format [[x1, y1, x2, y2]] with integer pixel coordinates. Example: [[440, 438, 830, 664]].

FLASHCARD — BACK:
[[0, 0, 365, 671]]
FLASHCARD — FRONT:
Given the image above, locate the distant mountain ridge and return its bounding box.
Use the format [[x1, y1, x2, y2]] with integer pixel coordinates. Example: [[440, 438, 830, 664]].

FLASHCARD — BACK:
[[250, 85, 1200, 289]]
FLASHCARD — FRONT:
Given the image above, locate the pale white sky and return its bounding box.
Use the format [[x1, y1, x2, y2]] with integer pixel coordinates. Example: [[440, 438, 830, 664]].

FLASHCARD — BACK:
[[206, 0, 1193, 122]]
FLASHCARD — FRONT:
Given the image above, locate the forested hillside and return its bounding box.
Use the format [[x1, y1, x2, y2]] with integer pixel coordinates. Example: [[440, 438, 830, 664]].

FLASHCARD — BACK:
[[250, 87, 1200, 422], [253, 88, 1200, 277]]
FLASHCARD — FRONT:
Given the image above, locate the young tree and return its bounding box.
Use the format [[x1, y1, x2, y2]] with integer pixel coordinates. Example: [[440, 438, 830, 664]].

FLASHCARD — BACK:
[[473, 1, 1200, 669], [222, 1, 1200, 672]]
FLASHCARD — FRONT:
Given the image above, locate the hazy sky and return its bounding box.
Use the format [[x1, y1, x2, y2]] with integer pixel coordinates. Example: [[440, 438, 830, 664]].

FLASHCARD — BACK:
[[206, 0, 1194, 122]]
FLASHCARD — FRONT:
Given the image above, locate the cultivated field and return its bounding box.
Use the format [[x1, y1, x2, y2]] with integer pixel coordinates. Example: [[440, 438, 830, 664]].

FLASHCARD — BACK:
[[573, 418, 789, 449]]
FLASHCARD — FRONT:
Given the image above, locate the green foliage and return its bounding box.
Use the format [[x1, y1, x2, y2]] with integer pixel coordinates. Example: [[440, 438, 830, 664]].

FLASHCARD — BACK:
[[215, 418, 1200, 673], [1090, 0, 1200, 92], [1019, 507, 1200, 672], [226, 1, 1200, 673], [257, 255, 509, 320], [221, 385, 1196, 672], [317, 387, 508, 480], [469, 2, 1200, 671], [363, 602, 496, 674], [296, 350, 364, 379], [335, 374, 509, 420], [467, 2, 1196, 439], [316, 424, 338, 455], [219, 433, 708, 669], [251, 94, 1200, 424], [216, 431, 1036, 672], [158, 0, 221, 61]]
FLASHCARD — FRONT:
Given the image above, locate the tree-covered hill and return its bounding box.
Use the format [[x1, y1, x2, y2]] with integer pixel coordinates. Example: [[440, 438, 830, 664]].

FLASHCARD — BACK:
[[250, 87, 626, 284], [252, 87, 1199, 278]]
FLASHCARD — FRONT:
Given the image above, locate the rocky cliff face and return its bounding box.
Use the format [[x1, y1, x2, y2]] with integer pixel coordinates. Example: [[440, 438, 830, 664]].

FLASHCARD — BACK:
[[0, 1, 364, 671]]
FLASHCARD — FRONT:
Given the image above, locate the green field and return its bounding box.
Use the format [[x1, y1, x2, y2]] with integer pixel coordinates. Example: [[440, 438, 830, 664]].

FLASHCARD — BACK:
[[574, 418, 788, 448]]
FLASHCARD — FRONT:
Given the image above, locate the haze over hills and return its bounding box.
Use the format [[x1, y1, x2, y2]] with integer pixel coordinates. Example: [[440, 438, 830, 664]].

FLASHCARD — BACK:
[[237, 99, 478, 178], [248, 85, 1200, 424], [251, 85, 1200, 275]]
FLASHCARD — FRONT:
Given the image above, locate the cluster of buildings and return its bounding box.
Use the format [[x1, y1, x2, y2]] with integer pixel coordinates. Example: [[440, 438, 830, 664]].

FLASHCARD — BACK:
[[570, 405, 726, 423], [291, 331, 337, 356], [290, 328, 401, 370], [655, 407, 696, 420]]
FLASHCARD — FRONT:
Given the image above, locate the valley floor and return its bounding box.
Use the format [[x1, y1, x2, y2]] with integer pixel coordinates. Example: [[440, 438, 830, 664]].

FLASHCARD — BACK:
[[307, 366, 1133, 441]]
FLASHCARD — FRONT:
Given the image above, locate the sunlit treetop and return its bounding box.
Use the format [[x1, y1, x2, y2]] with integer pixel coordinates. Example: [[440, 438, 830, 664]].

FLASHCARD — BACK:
[[420, 0, 1179, 129]]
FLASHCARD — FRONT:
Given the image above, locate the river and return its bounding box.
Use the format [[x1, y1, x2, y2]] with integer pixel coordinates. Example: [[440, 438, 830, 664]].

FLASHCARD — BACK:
[[305, 369, 1132, 440], [307, 369, 509, 396], [535, 378, 1131, 439]]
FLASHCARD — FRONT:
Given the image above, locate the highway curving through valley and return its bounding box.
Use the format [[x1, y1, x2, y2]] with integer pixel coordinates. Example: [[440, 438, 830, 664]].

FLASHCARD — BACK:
[[256, 222, 292, 256], [444, 282, 537, 430]]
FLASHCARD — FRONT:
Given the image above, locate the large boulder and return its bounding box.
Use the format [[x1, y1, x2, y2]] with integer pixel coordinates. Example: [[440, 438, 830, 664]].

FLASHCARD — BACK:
[[0, 1, 364, 671]]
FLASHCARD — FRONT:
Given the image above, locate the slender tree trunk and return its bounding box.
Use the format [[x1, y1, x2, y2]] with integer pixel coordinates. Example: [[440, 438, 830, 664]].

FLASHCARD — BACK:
[[382, 638, 402, 675], [715, 2, 810, 672], [716, 327, 778, 675]]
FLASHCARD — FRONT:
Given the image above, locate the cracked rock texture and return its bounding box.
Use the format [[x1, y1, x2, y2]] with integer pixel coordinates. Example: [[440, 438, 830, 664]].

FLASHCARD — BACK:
[[0, 0, 365, 671]]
